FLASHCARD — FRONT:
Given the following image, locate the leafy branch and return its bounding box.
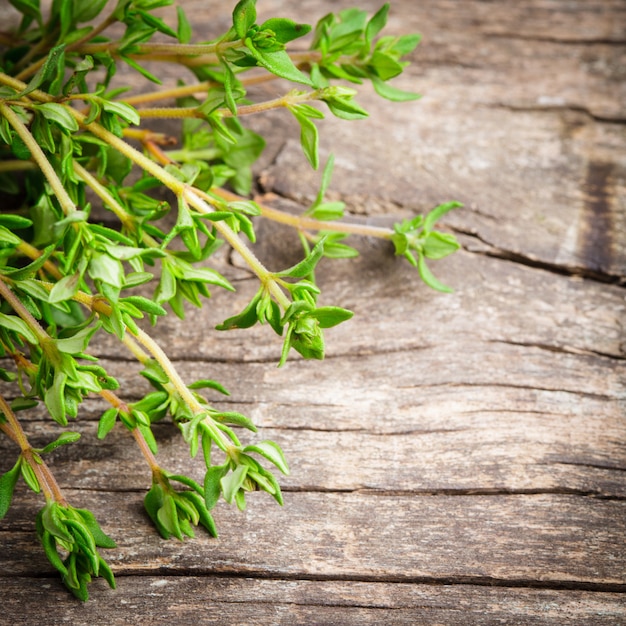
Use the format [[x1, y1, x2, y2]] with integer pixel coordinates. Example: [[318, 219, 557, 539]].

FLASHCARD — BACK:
[[0, 0, 461, 600]]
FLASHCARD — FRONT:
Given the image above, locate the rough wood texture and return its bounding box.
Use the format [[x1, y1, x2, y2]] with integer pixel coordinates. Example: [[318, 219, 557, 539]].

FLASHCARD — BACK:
[[1, 1, 625, 624]]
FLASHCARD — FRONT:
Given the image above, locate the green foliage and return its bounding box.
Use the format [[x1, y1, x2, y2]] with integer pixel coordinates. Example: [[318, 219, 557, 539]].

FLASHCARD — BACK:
[[0, 0, 460, 601]]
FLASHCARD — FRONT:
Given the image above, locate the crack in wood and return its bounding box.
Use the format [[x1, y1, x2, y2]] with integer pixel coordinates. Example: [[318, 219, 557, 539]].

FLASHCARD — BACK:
[[454, 226, 626, 286], [484, 102, 626, 125], [24, 566, 624, 594], [483, 32, 626, 46], [488, 339, 625, 361]]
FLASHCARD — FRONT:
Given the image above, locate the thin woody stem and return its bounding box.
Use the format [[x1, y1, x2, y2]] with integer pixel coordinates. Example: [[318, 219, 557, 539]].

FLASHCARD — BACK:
[[0, 394, 68, 505]]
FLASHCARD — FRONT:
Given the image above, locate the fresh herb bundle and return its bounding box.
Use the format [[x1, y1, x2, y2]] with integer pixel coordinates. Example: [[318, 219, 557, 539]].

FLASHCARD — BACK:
[[0, 0, 460, 600]]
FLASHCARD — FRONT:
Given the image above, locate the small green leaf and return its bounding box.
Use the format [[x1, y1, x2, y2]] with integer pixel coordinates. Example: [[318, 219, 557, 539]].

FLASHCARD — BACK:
[[293, 110, 319, 169], [74, 507, 117, 549], [423, 201, 462, 232], [245, 42, 313, 86], [56, 323, 100, 354], [259, 18, 311, 44], [220, 464, 248, 504], [204, 464, 229, 510], [188, 379, 230, 395], [177, 6, 192, 43], [422, 231, 461, 259], [213, 411, 257, 432], [14, 44, 66, 98], [157, 494, 183, 540], [44, 370, 68, 426], [232, 0, 256, 38], [120, 296, 167, 318], [310, 306, 353, 329], [39, 431, 81, 455], [276, 237, 326, 278], [101, 100, 140, 126], [0, 459, 21, 520], [36, 103, 79, 132], [243, 440, 290, 475], [20, 459, 40, 493], [179, 490, 217, 537], [97, 408, 118, 439], [365, 3, 389, 46], [0, 312, 39, 344], [417, 253, 453, 293], [371, 75, 421, 102]]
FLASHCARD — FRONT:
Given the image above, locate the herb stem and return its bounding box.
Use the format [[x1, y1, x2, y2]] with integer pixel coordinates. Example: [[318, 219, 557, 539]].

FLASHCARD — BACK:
[[0, 102, 77, 215], [0, 276, 54, 346], [0, 394, 67, 505]]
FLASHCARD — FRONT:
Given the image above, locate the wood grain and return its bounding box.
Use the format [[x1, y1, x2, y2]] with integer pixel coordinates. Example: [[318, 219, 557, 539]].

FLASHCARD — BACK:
[[0, 0, 624, 624]]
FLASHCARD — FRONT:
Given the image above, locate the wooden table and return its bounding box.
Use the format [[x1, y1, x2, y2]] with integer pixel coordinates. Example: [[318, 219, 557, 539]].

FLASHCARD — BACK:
[[1, 1, 624, 623]]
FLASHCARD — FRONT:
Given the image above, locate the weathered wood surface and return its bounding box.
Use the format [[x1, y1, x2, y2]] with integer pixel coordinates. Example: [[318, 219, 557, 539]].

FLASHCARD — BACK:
[[1, 0, 625, 624]]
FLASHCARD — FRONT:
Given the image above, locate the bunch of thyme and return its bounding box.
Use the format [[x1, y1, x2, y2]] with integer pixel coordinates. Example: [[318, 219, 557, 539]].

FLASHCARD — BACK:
[[0, 0, 460, 599]]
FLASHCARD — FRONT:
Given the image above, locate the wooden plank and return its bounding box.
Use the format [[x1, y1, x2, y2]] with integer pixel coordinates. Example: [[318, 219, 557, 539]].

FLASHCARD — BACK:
[[1, 577, 625, 626], [1, 490, 624, 586], [0, 0, 624, 623]]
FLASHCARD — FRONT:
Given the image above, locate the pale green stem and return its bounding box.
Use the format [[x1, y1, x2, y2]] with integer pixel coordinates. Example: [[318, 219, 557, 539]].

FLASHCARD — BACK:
[[0, 276, 54, 347], [0, 103, 77, 215], [0, 160, 38, 172], [72, 161, 140, 234], [136, 90, 318, 120], [184, 188, 292, 309], [0, 394, 67, 505], [130, 327, 204, 413], [259, 204, 394, 240]]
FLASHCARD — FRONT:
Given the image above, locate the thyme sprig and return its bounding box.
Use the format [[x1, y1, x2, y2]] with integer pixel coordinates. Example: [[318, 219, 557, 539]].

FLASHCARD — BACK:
[[0, 0, 460, 600]]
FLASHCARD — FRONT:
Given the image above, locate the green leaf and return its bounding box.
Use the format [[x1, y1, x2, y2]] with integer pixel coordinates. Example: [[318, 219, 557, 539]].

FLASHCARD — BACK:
[[276, 237, 326, 278], [188, 379, 230, 395], [0, 225, 22, 246], [371, 75, 421, 102], [370, 50, 404, 80], [44, 370, 68, 426], [176, 6, 192, 43], [293, 110, 319, 169], [233, 0, 256, 38], [40, 529, 69, 577], [39, 431, 81, 454], [310, 202, 345, 221], [101, 100, 140, 126], [220, 464, 248, 504], [97, 408, 118, 439], [14, 44, 66, 98], [215, 291, 262, 330], [88, 251, 124, 288], [0, 459, 21, 520], [157, 494, 183, 540], [365, 3, 389, 46], [74, 0, 108, 23], [213, 411, 257, 432], [74, 507, 117, 549], [423, 201, 462, 232], [204, 464, 229, 510], [0, 312, 39, 344], [245, 42, 313, 86], [56, 323, 100, 354], [310, 306, 353, 328], [35, 103, 79, 132], [20, 459, 40, 493], [179, 490, 217, 537], [422, 231, 461, 260], [259, 18, 311, 44], [417, 253, 453, 293], [8, 0, 42, 26], [120, 296, 167, 318], [243, 440, 290, 475]]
